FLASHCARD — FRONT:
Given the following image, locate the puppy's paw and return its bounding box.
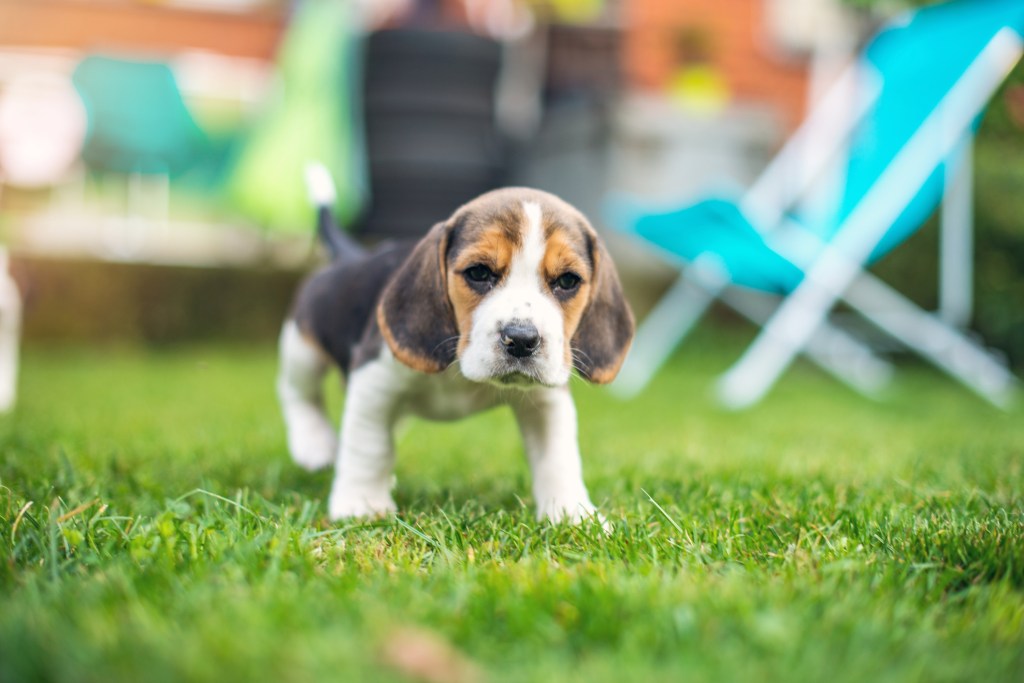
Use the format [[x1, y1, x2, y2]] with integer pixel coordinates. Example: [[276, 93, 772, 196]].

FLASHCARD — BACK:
[[286, 414, 338, 472], [328, 486, 397, 521], [536, 497, 610, 532]]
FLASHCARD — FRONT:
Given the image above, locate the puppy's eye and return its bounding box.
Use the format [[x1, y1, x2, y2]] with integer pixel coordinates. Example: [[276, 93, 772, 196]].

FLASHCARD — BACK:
[[553, 272, 581, 291], [464, 264, 496, 284]]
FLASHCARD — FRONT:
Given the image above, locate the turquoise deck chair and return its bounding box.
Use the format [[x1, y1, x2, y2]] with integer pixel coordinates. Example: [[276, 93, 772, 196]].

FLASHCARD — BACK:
[[72, 55, 209, 176], [608, 0, 1023, 408]]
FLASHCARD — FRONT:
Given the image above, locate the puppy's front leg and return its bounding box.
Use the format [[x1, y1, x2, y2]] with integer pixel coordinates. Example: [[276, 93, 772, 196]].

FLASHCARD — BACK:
[[328, 360, 401, 520], [512, 387, 598, 524]]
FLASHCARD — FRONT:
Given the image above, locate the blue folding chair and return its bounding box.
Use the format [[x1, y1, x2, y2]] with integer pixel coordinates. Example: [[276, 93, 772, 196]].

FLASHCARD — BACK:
[[72, 55, 209, 177], [608, 0, 1023, 409]]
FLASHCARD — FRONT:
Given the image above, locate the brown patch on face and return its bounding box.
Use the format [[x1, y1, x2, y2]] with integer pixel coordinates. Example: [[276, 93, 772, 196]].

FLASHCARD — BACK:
[[447, 193, 525, 255], [570, 232, 635, 383], [540, 227, 592, 364], [446, 223, 519, 355], [536, 193, 634, 383]]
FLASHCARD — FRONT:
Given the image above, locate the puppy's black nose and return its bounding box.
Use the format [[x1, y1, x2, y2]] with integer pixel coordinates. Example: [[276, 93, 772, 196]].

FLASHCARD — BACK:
[[500, 322, 541, 358]]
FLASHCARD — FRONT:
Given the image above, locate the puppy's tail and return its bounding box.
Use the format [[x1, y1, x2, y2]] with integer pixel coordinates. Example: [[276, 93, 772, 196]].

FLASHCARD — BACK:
[[304, 162, 365, 264]]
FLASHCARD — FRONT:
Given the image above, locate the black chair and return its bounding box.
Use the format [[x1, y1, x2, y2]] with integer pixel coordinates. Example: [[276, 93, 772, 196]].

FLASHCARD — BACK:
[[354, 28, 507, 241]]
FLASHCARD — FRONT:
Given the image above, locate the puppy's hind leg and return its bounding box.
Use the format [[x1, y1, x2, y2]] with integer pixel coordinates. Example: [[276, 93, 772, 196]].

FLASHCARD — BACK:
[[277, 320, 338, 471]]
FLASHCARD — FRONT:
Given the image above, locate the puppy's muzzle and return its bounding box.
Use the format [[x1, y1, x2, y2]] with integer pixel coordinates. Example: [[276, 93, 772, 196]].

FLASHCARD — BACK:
[[500, 322, 541, 359]]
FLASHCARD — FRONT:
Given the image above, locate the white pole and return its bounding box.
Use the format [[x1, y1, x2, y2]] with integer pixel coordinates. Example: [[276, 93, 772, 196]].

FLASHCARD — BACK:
[[939, 134, 975, 329], [0, 247, 21, 413]]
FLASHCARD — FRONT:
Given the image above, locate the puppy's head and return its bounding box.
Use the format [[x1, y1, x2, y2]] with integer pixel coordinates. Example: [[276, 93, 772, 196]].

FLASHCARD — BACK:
[[377, 188, 634, 387]]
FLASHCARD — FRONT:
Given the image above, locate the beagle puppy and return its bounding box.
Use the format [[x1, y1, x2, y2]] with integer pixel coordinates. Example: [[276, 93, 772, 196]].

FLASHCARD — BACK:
[[277, 165, 634, 523]]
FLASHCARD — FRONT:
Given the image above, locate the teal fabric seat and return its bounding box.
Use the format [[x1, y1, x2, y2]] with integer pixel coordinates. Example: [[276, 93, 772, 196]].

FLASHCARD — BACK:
[[72, 55, 209, 177]]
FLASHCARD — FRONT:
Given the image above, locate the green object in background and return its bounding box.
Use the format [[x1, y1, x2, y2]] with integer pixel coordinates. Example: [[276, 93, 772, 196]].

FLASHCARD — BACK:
[[72, 56, 210, 176], [547, 0, 605, 23], [225, 0, 365, 234], [667, 65, 731, 116]]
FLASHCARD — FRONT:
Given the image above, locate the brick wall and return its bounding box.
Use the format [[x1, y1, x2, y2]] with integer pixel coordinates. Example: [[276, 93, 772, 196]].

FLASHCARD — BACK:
[[623, 0, 810, 130]]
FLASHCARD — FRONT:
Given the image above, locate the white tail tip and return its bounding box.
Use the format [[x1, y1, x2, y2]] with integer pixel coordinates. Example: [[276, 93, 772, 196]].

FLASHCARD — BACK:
[[304, 162, 336, 207]]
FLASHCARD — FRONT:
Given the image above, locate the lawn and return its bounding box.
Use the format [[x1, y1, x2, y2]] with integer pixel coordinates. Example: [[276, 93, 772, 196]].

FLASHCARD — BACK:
[[1, 331, 1022, 683]]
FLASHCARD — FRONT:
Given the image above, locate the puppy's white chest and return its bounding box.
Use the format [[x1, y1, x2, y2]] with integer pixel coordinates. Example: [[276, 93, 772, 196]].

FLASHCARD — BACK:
[[364, 350, 505, 422], [401, 370, 505, 421]]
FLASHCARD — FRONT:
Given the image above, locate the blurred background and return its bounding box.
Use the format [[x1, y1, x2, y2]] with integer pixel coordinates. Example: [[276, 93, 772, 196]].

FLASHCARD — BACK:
[[0, 0, 1022, 369]]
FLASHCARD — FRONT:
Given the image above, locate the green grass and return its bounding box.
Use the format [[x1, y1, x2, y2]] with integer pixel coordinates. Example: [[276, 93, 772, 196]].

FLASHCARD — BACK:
[[2, 332, 1023, 682]]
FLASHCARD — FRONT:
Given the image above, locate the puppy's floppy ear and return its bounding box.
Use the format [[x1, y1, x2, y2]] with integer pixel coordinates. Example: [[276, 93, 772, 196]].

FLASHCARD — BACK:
[[572, 230, 635, 384], [377, 221, 459, 373]]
